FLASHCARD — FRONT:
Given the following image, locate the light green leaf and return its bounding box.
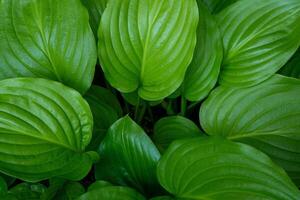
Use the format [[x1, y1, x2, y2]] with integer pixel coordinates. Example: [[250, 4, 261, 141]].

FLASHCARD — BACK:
[[182, 0, 223, 101], [0, 78, 98, 182], [88, 181, 112, 192], [81, 0, 108, 37], [77, 186, 145, 200], [217, 0, 300, 87], [95, 116, 161, 195], [279, 48, 300, 79], [8, 183, 46, 200], [200, 75, 300, 185], [153, 116, 203, 152], [98, 0, 199, 101], [84, 85, 122, 150], [202, 0, 238, 14], [0, 0, 97, 94], [157, 137, 300, 200]]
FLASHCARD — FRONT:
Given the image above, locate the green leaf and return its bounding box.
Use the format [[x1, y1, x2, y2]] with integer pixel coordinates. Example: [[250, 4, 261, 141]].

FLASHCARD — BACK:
[[95, 116, 161, 195], [200, 75, 300, 185], [0, 176, 7, 197], [217, 0, 300, 87], [157, 137, 300, 200], [149, 196, 174, 200], [182, 0, 223, 101], [81, 0, 108, 37], [122, 92, 161, 107], [8, 183, 46, 200], [88, 181, 112, 192], [0, 173, 15, 187], [153, 116, 203, 152], [77, 186, 145, 200], [98, 0, 199, 101], [279, 48, 300, 79], [0, 78, 98, 182], [84, 86, 122, 150], [202, 0, 238, 14], [0, 0, 97, 94], [52, 182, 85, 200]]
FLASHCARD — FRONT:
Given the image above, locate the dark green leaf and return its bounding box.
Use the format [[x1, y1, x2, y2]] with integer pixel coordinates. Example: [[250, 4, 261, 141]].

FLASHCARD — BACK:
[[0, 176, 7, 196], [202, 0, 238, 14], [157, 137, 300, 200], [88, 180, 112, 191], [8, 183, 46, 200], [200, 75, 300, 185], [279, 48, 300, 79]]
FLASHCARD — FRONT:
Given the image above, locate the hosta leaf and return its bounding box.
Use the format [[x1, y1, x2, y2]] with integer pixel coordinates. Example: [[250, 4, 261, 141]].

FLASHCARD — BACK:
[[81, 0, 108, 37], [0, 78, 97, 182], [200, 75, 300, 185], [202, 0, 238, 14], [8, 183, 46, 200], [279, 48, 300, 79], [51, 182, 85, 200], [150, 196, 174, 200], [157, 137, 300, 200], [98, 0, 199, 101], [217, 0, 300, 87], [182, 0, 223, 101], [0, 0, 97, 94], [153, 116, 203, 152], [84, 86, 122, 150], [88, 181, 112, 191], [77, 186, 145, 200], [95, 116, 161, 195]]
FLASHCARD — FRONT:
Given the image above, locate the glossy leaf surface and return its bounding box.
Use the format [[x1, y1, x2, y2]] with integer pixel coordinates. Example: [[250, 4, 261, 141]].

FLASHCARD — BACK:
[[201, 75, 300, 185], [158, 137, 300, 200], [0, 78, 97, 181], [98, 0, 199, 100], [0, 0, 97, 94], [217, 0, 300, 87]]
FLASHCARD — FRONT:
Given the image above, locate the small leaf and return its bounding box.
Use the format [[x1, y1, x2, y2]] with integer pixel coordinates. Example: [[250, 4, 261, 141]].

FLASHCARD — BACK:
[[77, 186, 145, 200], [8, 183, 46, 200], [98, 0, 199, 101], [95, 116, 161, 195], [182, 0, 223, 101], [200, 75, 300, 185], [153, 116, 203, 152], [0, 78, 97, 182], [157, 137, 300, 200], [217, 0, 300, 87], [84, 86, 122, 150], [202, 0, 238, 14], [279, 48, 300, 79], [0, 0, 97, 94]]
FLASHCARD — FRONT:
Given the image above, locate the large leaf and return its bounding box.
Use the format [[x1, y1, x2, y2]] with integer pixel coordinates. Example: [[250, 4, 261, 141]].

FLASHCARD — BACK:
[[84, 86, 122, 150], [279, 48, 300, 79], [202, 0, 238, 14], [182, 0, 223, 101], [153, 116, 203, 152], [95, 116, 161, 195], [217, 0, 300, 87], [81, 0, 108, 37], [77, 186, 145, 200], [157, 137, 300, 200], [0, 78, 98, 182], [98, 0, 199, 101], [200, 75, 300, 185], [0, 0, 97, 94]]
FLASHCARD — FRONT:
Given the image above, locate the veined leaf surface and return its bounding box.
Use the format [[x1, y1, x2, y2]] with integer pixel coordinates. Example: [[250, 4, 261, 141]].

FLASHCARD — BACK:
[[0, 0, 97, 94], [157, 137, 300, 200], [200, 75, 300, 185], [0, 78, 97, 182], [202, 0, 238, 14], [98, 0, 199, 101], [217, 0, 300, 87]]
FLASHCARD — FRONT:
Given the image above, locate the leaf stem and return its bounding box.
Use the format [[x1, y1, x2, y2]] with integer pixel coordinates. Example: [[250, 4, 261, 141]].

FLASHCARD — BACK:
[[180, 96, 187, 116]]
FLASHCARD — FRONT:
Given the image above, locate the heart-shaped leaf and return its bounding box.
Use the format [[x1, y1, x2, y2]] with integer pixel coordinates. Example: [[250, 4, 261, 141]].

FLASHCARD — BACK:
[[95, 116, 161, 195], [0, 0, 97, 94], [200, 75, 300, 185], [84, 86, 122, 150], [153, 116, 203, 152], [279, 48, 300, 79], [217, 0, 300, 87], [77, 186, 145, 200], [157, 137, 300, 200], [98, 0, 199, 101], [0, 78, 97, 182], [182, 0, 223, 101]]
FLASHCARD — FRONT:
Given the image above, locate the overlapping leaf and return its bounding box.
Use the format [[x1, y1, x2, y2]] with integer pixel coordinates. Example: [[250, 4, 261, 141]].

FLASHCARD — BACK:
[[202, 0, 238, 14], [95, 116, 161, 195], [217, 0, 300, 87], [200, 75, 300, 185], [279, 48, 300, 79], [157, 137, 300, 200], [0, 0, 97, 94], [182, 0, 223, 101], [0, 78, 97, 182], [98, 0, 199, 101]]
